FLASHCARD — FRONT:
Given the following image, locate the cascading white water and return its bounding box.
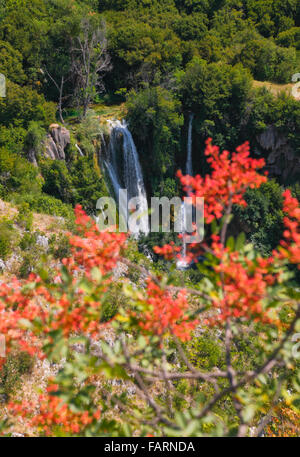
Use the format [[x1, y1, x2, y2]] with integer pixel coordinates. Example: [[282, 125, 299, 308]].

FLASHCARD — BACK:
[[104, 160, 120, 199], [177, 113, 195, 269], [176, 202, 188, 270], [106, 120, 149, 235], [186, 113, 194, 176], [75, 143, 84, 157]]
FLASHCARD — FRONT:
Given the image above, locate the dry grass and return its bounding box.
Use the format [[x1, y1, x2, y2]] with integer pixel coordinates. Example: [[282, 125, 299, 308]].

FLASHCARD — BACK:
[[93, 102, 127, 123], [0, 199, 66, 236], [252, 80, 298, 98]]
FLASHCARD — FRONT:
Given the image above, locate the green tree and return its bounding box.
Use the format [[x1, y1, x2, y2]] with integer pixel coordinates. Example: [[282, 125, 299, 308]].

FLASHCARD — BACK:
[[0, 41, 26, 85], [0, 80, 56, 129], [176, 58, 252, 148], [127, 86, 183, 196], [0, 147, 42, 196], [41, 159, 74, 204], [234, 180, 284, 255], [0, 0, 49, 81]]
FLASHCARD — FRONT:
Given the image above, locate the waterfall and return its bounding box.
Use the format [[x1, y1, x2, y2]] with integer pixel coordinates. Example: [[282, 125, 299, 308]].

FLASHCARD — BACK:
[[177, 113, 195, 269], [75, 143, 84, 157], [186, 113, 194, 176], [106, 120, 149, 235], [104, 160, 120, 199], [176, 202, 188, 270]]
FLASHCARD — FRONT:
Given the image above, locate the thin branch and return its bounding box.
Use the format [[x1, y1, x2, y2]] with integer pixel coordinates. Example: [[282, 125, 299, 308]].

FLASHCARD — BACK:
[[195, 307, 300, 421], [254, 377, 284, 437]]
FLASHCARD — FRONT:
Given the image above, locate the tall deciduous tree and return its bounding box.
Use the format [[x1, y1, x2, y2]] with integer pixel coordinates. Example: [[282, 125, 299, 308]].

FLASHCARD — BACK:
[[71, 18, 111, 117]]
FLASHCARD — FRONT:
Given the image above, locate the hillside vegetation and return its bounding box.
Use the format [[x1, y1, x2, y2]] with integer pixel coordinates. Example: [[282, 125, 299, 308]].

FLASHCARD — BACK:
[[0, 0, 299, 438]]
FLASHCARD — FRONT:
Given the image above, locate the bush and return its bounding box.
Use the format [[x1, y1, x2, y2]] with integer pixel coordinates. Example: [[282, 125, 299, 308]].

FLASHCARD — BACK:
[[0, 125, 26, 155], [48, 233, 71, 260], [100, 284, 128, 323], [19, 252, 36, 278], [40, 159, 74, 204], [0, 352, 34, 400], [13, 193, 74, 220], [19, 231, 49, 278], [19, 232, 37, 251], [0, 218, 16, 260], [16, 202, 33, 231], [18, 234, 48, 278], [40, 142, 108, 215], [185, 335, 223, 371], [176, 59, 252, 148], [0, 147, 42, 196], [24, 121, 46, 158]]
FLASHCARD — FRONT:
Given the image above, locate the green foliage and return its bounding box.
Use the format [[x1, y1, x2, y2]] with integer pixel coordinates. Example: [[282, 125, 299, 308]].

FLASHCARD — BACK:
[[16, 202, 33, 231], [0, 40, 26, 84], [48, 233, 71, 260], [0, 218, 16, 260], [172, 12, 208, 42], [18, 229, 50, 278], [0, 0, 49, 79], [24, 121, 46, 158], [19, 252, 37, 278], [176, 59, 252, 148], [0, 352, 34, 399], [173, 379, 189, 411], [13, 193, 74, 220], [244, 0, 298, 37], [19, 231, 37, 252], [234, 180, 284, 255], [69, 155, 108, 214], [127, 86, 183, 196], [74, 111, 103, 156], [37, 112, 108, 213], [100, 284, 128, 323], [276, 27, 300, 49], [0, 125, 26, 155], [185, 334, 223, 371], [238, 39, 297, 83], [41, 159, 74, 204], [0, 80, 56, 129], [247, 89, 300, 166], [107, 20, 181, 90], [291, 182, 300, 202], [40, 153, 108, 214], [0, 147, 42, 196]]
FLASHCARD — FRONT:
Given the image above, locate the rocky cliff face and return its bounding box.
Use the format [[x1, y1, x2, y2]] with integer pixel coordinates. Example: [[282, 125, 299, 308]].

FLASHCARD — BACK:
[[44, 124, 71, 160], [28, 124, 71, 165], [256, 125, 300, 182]]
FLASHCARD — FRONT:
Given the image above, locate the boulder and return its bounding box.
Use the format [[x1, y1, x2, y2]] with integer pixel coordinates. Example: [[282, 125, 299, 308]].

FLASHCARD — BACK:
[[44, 124, 70, 160]]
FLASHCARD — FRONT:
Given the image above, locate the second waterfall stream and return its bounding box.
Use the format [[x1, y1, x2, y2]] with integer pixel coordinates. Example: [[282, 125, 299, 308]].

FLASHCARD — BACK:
[[177, 113, 195, 269]]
